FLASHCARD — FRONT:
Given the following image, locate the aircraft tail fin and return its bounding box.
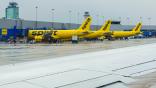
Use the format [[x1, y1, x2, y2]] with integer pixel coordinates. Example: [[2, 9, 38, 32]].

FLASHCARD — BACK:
[[132, 22, 142, 32], [78, 16, 92, 31], [99, 20, 112, 32]]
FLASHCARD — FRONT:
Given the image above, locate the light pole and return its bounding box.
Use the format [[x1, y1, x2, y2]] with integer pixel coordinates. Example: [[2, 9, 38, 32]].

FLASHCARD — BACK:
[[77, 12, 80, 28], [118, 17, 121, 24], [69, 10, 72, 29], [35, 6, 38, 29], [126, 17, 130, 24], [102, 16, 105, 23], [148, 17, 151, 31], [51, 9, 55, 29], [119, 17, 121, 21], [96, 14, 99, 29], [148, 17, 151, 25], [139, 16, 142, 22]]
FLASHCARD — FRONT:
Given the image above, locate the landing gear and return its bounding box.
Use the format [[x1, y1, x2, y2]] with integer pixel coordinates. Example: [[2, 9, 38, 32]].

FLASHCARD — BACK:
[[43, 32, 53, 43], [124, 37, 129, 40], [105, 35, 114, 41]]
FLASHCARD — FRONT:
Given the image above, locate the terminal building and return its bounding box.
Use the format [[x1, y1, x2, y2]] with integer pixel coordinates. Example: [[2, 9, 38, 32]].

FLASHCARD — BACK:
[[0, 2, 156, 41], [0, 18, 156, 40]]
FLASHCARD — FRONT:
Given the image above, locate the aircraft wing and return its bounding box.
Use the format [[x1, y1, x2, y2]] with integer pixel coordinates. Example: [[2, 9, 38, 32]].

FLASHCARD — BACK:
[[0, 43, 156, 88], [103, 32, 113, 36], [81, 31, 94, 35]]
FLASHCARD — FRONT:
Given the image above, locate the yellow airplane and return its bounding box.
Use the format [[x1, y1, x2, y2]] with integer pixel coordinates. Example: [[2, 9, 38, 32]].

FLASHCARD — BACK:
[[28, 16, 92, 41], [106, 23, 142, 40], [80, 20, 112, 40]]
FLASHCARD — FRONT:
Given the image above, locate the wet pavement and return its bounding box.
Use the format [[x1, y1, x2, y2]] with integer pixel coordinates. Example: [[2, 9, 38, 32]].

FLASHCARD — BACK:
[[0, 38, 156, 66], [128, 71, 156, 88]]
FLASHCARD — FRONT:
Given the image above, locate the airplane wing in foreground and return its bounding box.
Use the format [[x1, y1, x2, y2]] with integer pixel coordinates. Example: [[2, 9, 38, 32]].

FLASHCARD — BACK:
[[0, 43, 156, 88]]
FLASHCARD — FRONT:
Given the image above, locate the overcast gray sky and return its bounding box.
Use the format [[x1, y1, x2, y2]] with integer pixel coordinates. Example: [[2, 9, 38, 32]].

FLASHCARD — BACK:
[[0, 0, 155, 25]]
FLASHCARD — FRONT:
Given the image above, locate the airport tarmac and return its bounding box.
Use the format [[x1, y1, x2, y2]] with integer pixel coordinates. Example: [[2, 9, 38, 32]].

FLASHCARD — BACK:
[[0, 38, 156, 66], [128, 71, 156, 88], [0, 38, 156, 88]]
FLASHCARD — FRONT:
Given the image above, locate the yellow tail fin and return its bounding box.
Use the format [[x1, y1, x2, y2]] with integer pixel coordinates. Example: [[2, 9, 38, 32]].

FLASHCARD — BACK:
[[99, 20, 112, 32], [132, 23, 142, 32], [78, 16, 92, 31]]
